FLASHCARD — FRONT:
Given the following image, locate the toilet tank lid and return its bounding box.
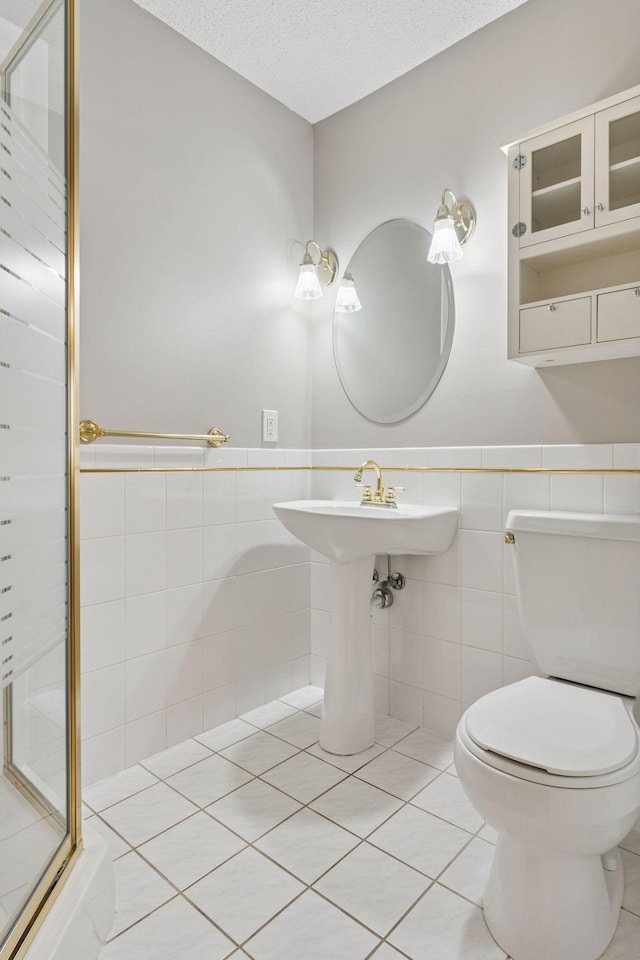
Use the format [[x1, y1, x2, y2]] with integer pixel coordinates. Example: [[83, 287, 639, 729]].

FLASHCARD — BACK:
[[465, 677, 638, 777], [505, 510, 640, 541]]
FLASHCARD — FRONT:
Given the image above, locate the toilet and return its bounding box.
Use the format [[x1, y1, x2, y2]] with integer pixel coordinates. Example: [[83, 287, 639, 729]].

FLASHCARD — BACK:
[[455, 510, 640, 960]]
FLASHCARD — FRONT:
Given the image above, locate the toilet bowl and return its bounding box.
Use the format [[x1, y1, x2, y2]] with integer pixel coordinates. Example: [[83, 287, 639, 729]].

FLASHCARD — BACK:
[[454, 510, 640, 960], [455, 677, 640, 960]]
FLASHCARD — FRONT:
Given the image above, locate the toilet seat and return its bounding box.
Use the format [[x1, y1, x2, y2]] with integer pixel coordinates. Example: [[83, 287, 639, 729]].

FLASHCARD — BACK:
[[464, 677, 639, 784]]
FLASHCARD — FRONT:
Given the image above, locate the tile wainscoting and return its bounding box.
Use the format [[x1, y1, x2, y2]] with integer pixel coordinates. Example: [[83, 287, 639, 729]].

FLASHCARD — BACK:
[[79, 442, 640, 784], [79, 445, 313, 785]]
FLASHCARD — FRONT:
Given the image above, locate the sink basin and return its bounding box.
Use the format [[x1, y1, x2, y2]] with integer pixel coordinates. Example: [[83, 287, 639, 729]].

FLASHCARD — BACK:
[[273, 499, 458, 562]]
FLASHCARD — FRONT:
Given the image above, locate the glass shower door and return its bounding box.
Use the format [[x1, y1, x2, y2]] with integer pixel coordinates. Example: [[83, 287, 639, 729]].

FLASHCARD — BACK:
[[0, 1, 79, 957]]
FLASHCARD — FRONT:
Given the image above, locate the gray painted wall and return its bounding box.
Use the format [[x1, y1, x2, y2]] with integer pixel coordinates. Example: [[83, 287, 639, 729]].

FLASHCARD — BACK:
[[312, 0, 640, 447], [80, 0, 640, 452], [79, 0, 314, 447]]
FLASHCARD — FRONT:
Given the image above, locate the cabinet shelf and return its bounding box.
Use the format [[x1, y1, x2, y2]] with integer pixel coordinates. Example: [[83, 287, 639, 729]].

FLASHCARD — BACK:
[[610, 140, 640, 165], [531, 176, 581, 197], [609, 110, 640, 165], [609, 155, 640, 174], [520, 279, 640, 312], [519, 216, 640, 270], [531, 135, 581, 191], [609, 156, 640, 211], [531, 178, 581, 232]]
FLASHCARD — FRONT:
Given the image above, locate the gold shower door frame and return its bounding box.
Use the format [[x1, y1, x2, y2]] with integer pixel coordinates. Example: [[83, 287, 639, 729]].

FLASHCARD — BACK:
[[0, 0, 81, 957]]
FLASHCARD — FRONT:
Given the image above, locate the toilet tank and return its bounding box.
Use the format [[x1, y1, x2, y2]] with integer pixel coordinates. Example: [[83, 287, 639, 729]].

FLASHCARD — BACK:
[[505, 510, 640, 697]]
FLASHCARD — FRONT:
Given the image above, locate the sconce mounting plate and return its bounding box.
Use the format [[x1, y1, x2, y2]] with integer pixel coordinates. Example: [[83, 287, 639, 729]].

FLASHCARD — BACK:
[[318, 250, 339, 286], [455, 200, 476, 246]]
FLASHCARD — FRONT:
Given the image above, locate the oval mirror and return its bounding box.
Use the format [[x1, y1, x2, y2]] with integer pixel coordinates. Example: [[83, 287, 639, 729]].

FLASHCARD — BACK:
[[333, 219, 454, 423]]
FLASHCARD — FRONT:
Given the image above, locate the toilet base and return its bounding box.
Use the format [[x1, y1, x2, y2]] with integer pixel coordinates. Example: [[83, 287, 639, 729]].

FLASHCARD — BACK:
[[484, 834, 623, 960]]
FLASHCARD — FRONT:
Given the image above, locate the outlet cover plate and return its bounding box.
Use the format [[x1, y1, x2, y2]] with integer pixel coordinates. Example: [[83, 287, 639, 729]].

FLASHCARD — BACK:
[[262, 409, 278, 443]]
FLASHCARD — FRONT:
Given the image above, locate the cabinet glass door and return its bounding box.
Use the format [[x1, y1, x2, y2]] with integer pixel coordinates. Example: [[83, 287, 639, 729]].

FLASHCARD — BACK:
[[519, 116, 594, 248], [595, 96, 640, 228]]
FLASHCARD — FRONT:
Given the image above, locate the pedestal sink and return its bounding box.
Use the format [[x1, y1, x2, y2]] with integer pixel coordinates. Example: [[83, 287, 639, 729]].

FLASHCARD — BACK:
[[273, 500, 458, 755]]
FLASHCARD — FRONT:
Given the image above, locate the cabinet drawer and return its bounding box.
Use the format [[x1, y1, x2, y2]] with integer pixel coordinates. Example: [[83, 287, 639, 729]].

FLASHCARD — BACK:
[[597, 287, 640, 342], [519, 297, 591, 353]]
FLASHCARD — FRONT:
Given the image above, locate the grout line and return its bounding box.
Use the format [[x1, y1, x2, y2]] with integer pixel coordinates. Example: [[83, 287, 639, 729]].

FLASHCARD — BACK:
[[619, 840, 640, 856], [138, 744, 216, 779], [234, 886, 309, 953], [95, 800, 199, 850], [103, 892, 182, 947], [366, 941, 414, 960], [86, 811, 133, 856], [83, 776, 161, 815]]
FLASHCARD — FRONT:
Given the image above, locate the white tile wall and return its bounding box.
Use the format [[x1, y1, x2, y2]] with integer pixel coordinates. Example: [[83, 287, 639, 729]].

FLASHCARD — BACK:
[[124, 474, 165, 533], [81, 443, 640, 782], [81, 600, 126, 673], [80, 448, 311, 784]]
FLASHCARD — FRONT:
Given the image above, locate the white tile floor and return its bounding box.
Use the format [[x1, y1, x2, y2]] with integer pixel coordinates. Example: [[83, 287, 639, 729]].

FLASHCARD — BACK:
[[84, 686, 640, 960]]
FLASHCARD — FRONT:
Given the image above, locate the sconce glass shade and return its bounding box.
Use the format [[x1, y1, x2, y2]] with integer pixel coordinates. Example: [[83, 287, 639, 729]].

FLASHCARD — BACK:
[[294, 240, 339, 301], [295, 262, 323, 300], [427, 217, 463, 264], [335, 274, 362, 313], [427, 189, 475, 265]]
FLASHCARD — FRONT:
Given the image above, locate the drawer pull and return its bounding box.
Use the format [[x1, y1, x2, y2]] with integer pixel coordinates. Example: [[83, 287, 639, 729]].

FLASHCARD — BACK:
[[547, 303, 557, 312], [634, 288, 640, 297]]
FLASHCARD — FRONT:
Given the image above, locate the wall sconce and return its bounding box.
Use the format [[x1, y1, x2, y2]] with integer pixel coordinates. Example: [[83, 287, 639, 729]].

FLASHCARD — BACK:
[[335, 272, 362, 313], [294, 240, 339, 301], [427, 188, 476, 264]]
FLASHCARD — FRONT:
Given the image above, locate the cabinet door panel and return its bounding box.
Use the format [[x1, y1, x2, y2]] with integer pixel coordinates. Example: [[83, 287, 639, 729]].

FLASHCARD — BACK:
[[595, 96, 640, 228], [519, 117, 594, 248], [597, 287, 640, 342], [519, 297, 591, 353]]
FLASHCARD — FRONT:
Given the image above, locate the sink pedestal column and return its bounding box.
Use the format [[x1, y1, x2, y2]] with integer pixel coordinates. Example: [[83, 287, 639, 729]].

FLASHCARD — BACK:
[[320, 555, 375, 755]]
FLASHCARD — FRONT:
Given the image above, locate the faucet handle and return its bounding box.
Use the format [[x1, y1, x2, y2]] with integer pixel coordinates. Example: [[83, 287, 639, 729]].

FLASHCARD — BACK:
[[385, 485, 405, 504], [360, 484, 373, 502]]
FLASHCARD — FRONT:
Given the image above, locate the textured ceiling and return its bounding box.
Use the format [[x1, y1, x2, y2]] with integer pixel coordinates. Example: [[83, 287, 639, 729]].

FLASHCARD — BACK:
[[131, 0, 529, 123]]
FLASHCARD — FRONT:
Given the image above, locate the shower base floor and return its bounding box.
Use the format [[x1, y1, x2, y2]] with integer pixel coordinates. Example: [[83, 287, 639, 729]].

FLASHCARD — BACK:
[[0, 776, 63, 936], [83, 686, 640, 960]]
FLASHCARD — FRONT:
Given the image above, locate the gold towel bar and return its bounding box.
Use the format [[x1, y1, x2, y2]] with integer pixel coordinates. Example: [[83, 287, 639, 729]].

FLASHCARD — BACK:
[[79, 419, 231, 447]]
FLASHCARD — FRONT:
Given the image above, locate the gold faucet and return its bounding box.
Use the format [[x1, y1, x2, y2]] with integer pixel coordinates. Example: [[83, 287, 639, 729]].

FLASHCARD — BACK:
[[353, 458, 400, 507], [354, 459, 384, 503]]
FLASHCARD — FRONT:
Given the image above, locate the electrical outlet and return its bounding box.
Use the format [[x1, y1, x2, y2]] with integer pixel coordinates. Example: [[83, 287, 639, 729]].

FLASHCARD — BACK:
[[262, 409, 278, 443]]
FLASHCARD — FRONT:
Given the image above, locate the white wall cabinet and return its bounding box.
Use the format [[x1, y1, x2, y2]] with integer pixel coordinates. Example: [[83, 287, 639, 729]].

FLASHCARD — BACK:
[[507, 86, 640, 366]]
